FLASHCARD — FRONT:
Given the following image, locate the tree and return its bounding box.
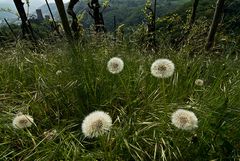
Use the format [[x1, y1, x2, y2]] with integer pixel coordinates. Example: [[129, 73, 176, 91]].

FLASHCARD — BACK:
[[88, 0, 106, 33], [54, 0, 73, 41], [205, 0, 225, 50], [44, 0, 61, 35], [67, 0, 81, 39]]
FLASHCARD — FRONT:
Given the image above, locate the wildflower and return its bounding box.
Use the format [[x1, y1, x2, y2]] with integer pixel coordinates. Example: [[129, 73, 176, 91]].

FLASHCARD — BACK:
[[43, 129, 57, 140], [56, 70, 62, 75], [151, 59, 175, 78], [195, 79, 204, 86], [107, 57, 124, 74], [171, 109, 198, 130], [82, 111, 112, 138], [12, 114, 34, 129], [186, 105, 198, 110], [139, 65, 145, 74]]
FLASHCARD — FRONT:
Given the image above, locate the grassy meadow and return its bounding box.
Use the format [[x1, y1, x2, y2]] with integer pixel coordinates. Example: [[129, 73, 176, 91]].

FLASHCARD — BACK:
[[0, 36, 239, 161]]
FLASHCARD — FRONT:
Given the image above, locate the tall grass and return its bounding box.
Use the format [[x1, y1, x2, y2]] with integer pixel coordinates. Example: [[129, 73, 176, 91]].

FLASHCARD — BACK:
[[0, 39, 239, 160]]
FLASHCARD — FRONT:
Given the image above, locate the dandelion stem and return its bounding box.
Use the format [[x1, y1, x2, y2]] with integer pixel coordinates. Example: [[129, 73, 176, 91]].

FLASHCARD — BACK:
[[162, 79, 165, 103], [162, 78, 167, 118], [119, 75, 129, 98], [27, 130, 36, 147]]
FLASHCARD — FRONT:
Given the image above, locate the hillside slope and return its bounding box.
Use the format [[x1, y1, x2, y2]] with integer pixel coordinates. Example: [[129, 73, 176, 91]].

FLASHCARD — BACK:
[[0, 3, 18, 20], [38, 0, 190, 30], [175, 0, 240, 34]]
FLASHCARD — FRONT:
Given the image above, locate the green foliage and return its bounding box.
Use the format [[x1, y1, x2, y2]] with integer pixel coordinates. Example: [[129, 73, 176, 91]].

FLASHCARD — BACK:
[[157, 13, 186, 47], [143, 0, 153, 23], [0, 24, 19, 45], [72, 0, 190, 30], [174, 0, 240, 34]]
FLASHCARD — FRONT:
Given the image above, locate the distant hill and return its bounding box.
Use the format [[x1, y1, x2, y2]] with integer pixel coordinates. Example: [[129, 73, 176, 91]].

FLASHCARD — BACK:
[[175, 0, 240, 34], [38, 0, 190, 30], [0, 3, 18, 20], [77, 0, 191, 29], [0, 1, 42, 22], [37, 3, 59, 18], [0, 0, 51, 22], [1, 0, 192, 30]]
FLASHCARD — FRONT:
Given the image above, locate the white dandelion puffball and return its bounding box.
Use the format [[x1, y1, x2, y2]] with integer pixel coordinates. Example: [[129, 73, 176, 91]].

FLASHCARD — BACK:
[[56, 70, 62, 75], [12, 114, 34, 129], [82, 111, 112, 138], [151, 59, 175, 78], [107, 57, 124, 74], [195, 79, 204, 86], [171, 109, 198, 130]]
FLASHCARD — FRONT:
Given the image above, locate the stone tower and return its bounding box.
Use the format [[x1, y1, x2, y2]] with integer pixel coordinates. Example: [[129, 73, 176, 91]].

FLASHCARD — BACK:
[[36, 9, 44, 21]]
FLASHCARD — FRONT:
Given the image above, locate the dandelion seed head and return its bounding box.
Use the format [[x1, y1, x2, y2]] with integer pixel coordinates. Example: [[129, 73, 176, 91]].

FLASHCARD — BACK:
[[56, 70, 62, 75], [171, 109, 198, 130], [151, 59, 175, 78], [12, 114, 34, 129], [107, 57, 124, 74], [82, 111, 112, 138], [195, 79, 204, 86], [43, 129, 57, 140]]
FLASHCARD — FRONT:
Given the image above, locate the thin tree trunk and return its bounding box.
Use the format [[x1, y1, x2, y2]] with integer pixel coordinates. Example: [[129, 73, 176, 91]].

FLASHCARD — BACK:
[[205, 0, 225, 50], [45, 0, 61, 35], [67, 0, 80, 39], [88, 0, 105, 33], [54, 0, 73, 41], [189, 0, 200, 27]]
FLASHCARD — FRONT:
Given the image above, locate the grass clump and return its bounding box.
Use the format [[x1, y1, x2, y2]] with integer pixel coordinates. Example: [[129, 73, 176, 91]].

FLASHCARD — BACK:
[[0, 40, 239, 161]]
